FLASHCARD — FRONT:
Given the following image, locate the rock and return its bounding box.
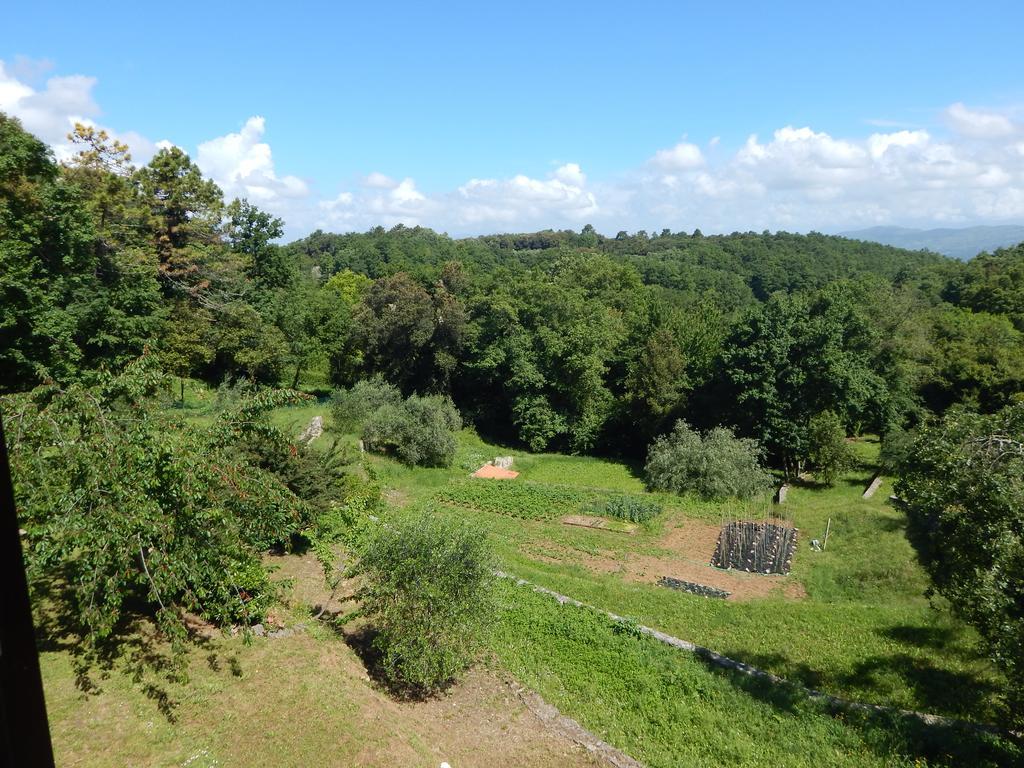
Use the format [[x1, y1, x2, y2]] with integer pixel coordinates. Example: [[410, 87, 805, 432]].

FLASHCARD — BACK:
[[862, 474, 884, 498], [658, 576, 730, 599], [297, 416, 324, 445], [493, 456, 514, 469], [252, 623, 265, 637], [268, 627, 295, 639]]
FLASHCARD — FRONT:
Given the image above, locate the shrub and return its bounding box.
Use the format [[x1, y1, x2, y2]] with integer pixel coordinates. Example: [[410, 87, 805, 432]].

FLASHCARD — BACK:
[[807, 410, 856, 485], [355, 512, 495, 694], [644, 420, 772, 500], [330, 376, 402, 433], [362, 394, 461, 467], [595, 495, 663, 523]]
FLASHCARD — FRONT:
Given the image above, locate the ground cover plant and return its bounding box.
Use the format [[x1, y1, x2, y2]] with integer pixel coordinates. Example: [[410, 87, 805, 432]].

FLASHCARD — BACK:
[[590, 494, 663, 523]]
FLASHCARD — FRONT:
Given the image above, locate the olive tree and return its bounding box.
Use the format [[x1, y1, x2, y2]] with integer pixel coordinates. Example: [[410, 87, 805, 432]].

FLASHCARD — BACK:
[[354, 512, 494, 693], [644, 420, 772, 500]]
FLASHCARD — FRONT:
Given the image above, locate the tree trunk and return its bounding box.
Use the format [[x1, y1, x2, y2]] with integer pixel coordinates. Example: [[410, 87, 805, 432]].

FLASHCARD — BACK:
[[292, 364, 302, 390], [180, 378, 185, 403]]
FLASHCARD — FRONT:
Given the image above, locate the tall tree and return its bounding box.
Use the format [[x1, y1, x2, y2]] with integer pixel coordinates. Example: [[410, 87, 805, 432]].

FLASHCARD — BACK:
[[896, 403, 1024, 727], [135, 147, 224, 290]]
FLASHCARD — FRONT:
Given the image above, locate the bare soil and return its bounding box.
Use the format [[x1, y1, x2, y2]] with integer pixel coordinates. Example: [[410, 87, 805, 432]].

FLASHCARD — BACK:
[[532, 519, 806, 601]]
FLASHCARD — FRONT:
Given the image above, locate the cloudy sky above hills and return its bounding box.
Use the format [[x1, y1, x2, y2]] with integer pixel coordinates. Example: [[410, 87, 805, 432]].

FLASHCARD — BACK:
[[3, 1, 1024, 238]]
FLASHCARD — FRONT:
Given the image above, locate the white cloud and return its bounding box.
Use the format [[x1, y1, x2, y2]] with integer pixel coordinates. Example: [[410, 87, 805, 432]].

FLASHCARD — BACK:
[[651, 141, 704, 171], [196, 116, 309, 206], [945, 102, 1018, 139], [364, 171, 398, 189], [5, 56, 1024, 237], [0, 58, 165, 164], [554, 162, 586, 186]]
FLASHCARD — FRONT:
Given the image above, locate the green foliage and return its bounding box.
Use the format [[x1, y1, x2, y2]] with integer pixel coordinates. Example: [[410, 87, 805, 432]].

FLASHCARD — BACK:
[[436, 480, 594, 520], [592, 494, 663, 523], [948, 242, 1024, 331], [354, 511, 495, 694], [644, 420, 772, 500], [2, 357, 314, 677], [895, 403, 1024, 726], [807, 411, 856, 486], [919, 306, 1024, 414], [362, 394, 461, 467], [351, 271, 467, 393], [720, 285, 896, 474], [330, 376, 402, 433], [0, 113, 161, 391]]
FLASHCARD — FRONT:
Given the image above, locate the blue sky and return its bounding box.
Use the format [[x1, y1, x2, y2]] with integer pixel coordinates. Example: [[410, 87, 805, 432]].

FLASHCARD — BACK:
[[3, 1, 1024, 237]]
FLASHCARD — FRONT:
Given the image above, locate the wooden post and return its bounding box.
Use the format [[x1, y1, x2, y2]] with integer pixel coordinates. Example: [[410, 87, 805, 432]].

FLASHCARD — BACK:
[[822, 518, 831, 551]]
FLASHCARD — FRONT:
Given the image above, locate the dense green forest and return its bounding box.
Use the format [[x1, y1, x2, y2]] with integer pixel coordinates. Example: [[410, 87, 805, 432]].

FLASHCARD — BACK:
[[4, 108, 1024, 748], [3, 111, 1022, 464]]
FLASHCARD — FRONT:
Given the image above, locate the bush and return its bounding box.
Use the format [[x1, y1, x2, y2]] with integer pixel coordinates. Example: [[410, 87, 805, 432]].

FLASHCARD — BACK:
[[644, 420, 772, 500], [807, 410, 856, 485], [594, 495, 663, 523], [355, 512, 494, 694], [330, 376, 402, 433], [362, 394, 461, 467]]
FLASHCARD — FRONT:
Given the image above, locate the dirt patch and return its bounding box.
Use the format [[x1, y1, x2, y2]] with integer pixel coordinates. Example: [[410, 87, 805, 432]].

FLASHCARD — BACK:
[[531, 519, 806, 601], [265, 549, 357, 618]]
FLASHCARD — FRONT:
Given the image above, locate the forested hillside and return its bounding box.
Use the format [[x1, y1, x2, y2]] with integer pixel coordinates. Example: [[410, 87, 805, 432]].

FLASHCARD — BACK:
[[4, 109, 1022, 465]]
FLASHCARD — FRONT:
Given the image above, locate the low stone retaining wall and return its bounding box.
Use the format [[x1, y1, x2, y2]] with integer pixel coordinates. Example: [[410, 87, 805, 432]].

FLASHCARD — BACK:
[[657, 576, 730, 599], [496, 571, 1004, 736]]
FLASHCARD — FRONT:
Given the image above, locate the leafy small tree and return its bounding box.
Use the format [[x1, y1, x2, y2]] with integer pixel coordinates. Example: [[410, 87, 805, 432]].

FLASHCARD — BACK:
[[331, 376, 402, 433], [807, 410, 856, 486], [644, 420, 772, 500], [895, 403, 1024, 727], [354, 512, 494, 694], [2, 357, 317, 681], [362, 394, 461, 467]]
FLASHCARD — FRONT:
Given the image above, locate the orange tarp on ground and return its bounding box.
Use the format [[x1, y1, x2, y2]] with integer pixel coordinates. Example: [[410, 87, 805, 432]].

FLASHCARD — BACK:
[[472, 464, 519, 479]]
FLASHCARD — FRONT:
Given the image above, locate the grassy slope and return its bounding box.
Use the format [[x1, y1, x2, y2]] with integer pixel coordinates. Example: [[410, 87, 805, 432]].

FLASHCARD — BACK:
[[39, 394, 1019, 766], [491, 581, 1017, 768]]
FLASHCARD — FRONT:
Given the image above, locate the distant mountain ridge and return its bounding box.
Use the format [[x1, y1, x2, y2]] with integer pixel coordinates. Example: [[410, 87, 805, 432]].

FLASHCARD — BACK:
[[839, 225, 1024, 260]]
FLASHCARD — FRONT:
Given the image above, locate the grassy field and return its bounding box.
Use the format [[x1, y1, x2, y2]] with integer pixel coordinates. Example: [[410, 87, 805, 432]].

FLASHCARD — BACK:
[[245, 399, 1009, 722], [37, 394, 1021, 766]]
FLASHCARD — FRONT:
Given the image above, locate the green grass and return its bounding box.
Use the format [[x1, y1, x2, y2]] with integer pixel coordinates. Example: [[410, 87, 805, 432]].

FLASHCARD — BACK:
[[125, 399, 1012, 764], [369, 433, 1005, 724], [489, 579, 1019, 768]]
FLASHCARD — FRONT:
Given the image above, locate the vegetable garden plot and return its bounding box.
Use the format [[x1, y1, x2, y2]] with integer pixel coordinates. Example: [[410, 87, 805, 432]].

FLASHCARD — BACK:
[[435, 480, 598, 520], [711, 521, 798, 575]]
